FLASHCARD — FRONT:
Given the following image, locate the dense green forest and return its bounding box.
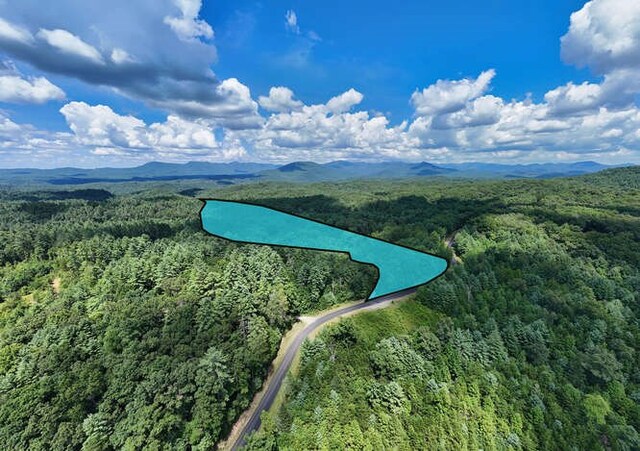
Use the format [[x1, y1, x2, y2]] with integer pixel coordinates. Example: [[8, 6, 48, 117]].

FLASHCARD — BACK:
[[0, 186, 373, 449], [245, 168, 640, 450], [1, 167, 639, 449]]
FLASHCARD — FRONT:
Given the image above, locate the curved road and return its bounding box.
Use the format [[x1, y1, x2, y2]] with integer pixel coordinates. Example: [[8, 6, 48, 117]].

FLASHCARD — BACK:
[[229, 230, 459, 449], [229, 288, 417, 450]]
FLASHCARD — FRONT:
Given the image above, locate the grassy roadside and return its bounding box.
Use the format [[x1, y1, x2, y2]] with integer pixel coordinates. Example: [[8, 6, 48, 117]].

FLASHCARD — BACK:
[[266, 293, 419, 419], [264, 297, 445, 448], [220, 293, 422, 449]]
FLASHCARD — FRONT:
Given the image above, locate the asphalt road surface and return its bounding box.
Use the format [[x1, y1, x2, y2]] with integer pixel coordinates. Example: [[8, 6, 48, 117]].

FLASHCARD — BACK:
[[229, 288, 417, 450]]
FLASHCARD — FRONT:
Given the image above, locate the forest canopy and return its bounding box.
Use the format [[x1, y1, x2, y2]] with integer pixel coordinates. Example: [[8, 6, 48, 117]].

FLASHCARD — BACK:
[[1, 167, 639, 449]]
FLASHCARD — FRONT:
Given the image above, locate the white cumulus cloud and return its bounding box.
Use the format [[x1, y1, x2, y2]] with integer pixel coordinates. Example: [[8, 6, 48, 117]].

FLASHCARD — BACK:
[[59, 101, 246, 160], [554, 0, 640, 114], [0, 74, 65, 103], [561, 0, 640, 74], [326, 88, 364, 114], [161, 78, 262, 129], [164, 0, 214, 40], [544, 81, 603, 115], [239, 88, 419, 162], [411, 70, 496, 116], [36, 28, 104, 64], [259, 87, 304, 113]]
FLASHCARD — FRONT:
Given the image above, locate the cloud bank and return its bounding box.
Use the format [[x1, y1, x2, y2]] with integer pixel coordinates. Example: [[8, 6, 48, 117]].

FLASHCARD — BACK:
[[0, 0, 260, 123], [0, 0, 639, 166]]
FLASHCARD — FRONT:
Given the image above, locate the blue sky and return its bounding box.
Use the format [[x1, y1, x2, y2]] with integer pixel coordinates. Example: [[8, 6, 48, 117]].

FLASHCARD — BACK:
[[0, 0, 639, 167], [210, 0, 588, 115]]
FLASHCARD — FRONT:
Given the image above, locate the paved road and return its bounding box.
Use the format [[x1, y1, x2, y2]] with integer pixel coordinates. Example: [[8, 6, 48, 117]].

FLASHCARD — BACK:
[[445, 230, 461, 266], [229, 288, 417, 450], [229, 232, 460, 449]]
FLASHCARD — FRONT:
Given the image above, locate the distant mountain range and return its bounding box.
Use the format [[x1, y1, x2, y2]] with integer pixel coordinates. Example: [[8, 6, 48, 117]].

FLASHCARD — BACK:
[[0, 161, 276, 185], [0, 160, 624, 186], [259, 160, 456, 182], [438, 161, 614, 179]]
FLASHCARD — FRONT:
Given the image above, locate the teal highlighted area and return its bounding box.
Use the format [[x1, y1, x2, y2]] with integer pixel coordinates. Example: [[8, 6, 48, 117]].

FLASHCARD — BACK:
[[200, 200, 448, 299]]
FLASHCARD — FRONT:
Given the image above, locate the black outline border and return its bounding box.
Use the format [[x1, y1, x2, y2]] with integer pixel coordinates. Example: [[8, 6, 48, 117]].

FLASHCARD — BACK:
[[197, 198, 450, 301]]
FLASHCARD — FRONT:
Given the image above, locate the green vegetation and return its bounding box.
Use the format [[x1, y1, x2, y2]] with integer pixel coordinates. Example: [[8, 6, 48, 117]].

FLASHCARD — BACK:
[[0, 190, 372, 449], [246, 168, 640, 450], [1, 166, 639, 449]]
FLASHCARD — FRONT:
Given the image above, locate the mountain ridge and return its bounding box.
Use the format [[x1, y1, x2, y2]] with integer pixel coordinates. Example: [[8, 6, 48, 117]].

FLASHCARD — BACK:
[[0, 160, 628, 186]]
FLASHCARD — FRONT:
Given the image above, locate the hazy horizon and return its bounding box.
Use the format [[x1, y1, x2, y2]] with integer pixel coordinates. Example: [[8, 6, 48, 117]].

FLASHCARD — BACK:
[[0, 158, 629, 171]]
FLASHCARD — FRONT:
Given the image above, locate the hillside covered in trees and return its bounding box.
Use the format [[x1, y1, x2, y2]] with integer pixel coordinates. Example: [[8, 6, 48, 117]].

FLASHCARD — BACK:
[[0, 186, 373, 449], [1, 166, 639, 449], [247, 168, 640, 450]]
